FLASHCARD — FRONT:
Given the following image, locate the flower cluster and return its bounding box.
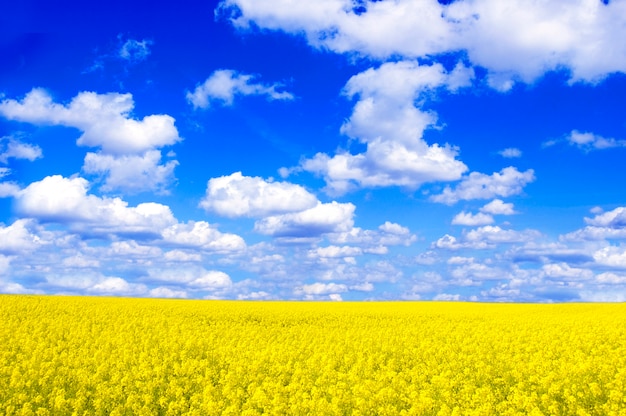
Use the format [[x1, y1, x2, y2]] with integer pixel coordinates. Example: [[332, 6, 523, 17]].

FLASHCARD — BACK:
[[1, 296, 625, 415]]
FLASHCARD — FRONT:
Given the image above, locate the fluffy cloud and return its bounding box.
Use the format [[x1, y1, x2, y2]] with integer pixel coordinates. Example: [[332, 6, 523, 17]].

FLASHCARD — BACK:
[[187, 271, 233, 289], [308, 245, 363, 259], [465, 225, 541, 245], [562, 207, 626, 241], [451, 199, 516, 226], [498, 148, 522, 158], [593, 246, 626, 268], [221, 0, 626, 85], [0, 136, 42, 163], [88, 277, 148, 296], [542, 263, 594, 280], [186, 69, 294, 109], [199, 172, 318, 217], [431, 167, 535, 205], [12, 175, 245, 252], [254, 201, 355, 238], [567, 130, 626, 151], [481, 199, 517, 215], [297, 61, 470, 195], [0, 89, 182, 193], [15, 175, 176, 237], [296, 282, 348, 296], [0, 219, 41, 254], [451, 211, 494, 226], [162, 221, 246, 252], [329, 221, 416, 250], [0, 89, 180, 154], [83, 150, 178, 194], [434, 225, 540, 250]]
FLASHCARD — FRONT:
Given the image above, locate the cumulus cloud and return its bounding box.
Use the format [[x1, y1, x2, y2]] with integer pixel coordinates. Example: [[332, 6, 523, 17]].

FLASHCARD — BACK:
[[0, 89, 180, 154], [0, 181, 21, 198], [593, 246, 626, 268], [296, 61, 470, 195], [254, 201, 355, 238], [562, 207, 626, 241], [542, 263, 594, 280], [0, 136, 42, 163], [329, 221, 416, 250], [0, 219, 41, 254], [430, 167, 535, 205], [15, 175, 176, 237], [186, 69, 294, 109], [296, 282, 348, 296], [199, 172, 318, 217], [451, 211, 494, 226], [88, 276, 148, 296], [566, 130, 626, 151], [162, 221, 246, 252], [220, 0, 626, 85], [83, 150, 178, 194], [12, 175, 245, 252], [434, 225, 540, 250], [498, 148, 522, 158], [481, 199, 517, 215], [0, 89, 182, 193]]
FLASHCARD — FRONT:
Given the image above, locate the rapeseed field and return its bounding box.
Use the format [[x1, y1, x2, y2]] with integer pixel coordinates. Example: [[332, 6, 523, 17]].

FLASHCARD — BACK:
[[1, 296, 625, 415]]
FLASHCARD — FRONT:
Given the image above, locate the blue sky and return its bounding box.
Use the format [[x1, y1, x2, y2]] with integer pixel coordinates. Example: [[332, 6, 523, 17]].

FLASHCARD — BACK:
[[1, 0, 626, 301]]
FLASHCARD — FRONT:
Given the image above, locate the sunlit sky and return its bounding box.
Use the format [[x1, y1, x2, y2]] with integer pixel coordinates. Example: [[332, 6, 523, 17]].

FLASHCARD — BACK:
[[2, 0, 626, 301]]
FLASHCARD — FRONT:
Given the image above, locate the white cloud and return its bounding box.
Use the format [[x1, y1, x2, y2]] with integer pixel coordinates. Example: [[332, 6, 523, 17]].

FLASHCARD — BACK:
[[108, 240, 162, 258], [596, 272, 626, 285], [329, 221, 416, 248], [563, 207, 626, 241], [0, 89, 181, 155], [0, 219, 41, 254], [433, 293, 462, 301], [88, 277, 147, 296], [297, 61, 469, 195], [450, 261, 504, 281], [119, 38, 152, 63], [83, 150, 178, 194], [585, 207, 626, 228], [430, 167, 535, 205], [0, 136, 42, 163], [308, 245, 363, 259], [148, 287, 188, 299], [542, 263, 594, 280], [567, 130, 626, 151], [199, 172, 318, 217], [296, 282, 348, 296], [593, 246, 626, 268], [162, 221, 246, 252], [221, 0, 626, 85], [163, 250, 202, 262], [434, 226, 540, 250], [350, 282, 374, 292], [498, 148, 522, 158], [253, 201, 355, 238], [0, 181, 20, 198], [465, 225, 541, 245], [15, 175, 176, 237], [186, 69, 294, 109], [481, 199, 517, 215], [188, 271, 233, 289], [451, 211, 494, 226], [579, 291, 626, 303]]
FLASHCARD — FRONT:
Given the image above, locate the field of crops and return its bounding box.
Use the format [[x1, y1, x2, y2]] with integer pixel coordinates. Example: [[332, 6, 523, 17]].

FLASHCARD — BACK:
[[1, 296, 625, 415]]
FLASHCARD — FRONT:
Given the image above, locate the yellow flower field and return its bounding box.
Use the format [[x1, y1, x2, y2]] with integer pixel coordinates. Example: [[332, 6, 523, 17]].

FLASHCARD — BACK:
[[1, 296, 625, 415]]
